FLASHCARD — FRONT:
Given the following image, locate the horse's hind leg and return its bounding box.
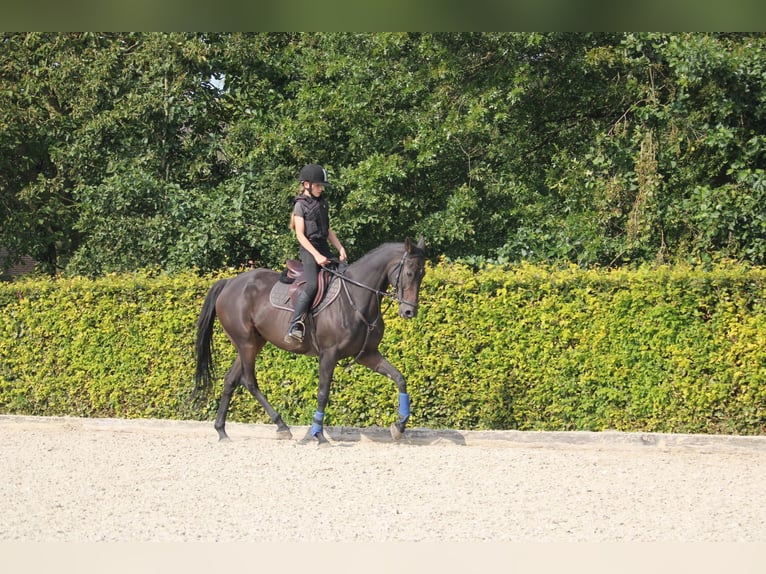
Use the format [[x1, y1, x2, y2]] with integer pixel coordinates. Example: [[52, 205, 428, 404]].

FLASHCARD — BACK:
[[239, 342, 293, 440], [214, 357, 242, 441]]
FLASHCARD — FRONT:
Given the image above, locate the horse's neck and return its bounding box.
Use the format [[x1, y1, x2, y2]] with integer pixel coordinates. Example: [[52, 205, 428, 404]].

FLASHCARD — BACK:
[[346, 243, 403, 291]]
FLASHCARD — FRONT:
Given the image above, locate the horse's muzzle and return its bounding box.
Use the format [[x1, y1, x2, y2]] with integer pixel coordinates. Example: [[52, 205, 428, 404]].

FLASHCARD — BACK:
[[398, 301, 418, 319]]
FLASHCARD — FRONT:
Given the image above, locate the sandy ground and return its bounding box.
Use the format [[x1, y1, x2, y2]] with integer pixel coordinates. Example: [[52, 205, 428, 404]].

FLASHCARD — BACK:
[[2, 414, 766, 544]]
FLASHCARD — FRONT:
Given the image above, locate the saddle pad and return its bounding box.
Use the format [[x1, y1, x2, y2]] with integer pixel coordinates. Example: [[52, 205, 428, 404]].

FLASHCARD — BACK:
[[269, 276, 342, 315]]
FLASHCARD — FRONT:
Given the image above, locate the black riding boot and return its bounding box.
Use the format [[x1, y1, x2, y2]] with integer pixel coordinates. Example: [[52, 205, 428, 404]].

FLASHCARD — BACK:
[[286, 290, 313, 342]]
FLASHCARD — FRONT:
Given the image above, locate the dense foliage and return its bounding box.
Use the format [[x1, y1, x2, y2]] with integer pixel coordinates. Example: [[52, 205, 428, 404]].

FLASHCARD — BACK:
[[3, 33, 766, 276], [1, 263, 765, 434]]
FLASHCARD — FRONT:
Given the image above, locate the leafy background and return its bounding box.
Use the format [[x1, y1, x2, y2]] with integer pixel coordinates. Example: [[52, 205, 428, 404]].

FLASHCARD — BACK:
[[2, 262, 764, 434], [4, 33, 766, 276]]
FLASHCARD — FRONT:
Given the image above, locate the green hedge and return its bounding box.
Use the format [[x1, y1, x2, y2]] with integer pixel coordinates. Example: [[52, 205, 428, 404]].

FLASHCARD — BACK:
[[2, 262, 765, 434]]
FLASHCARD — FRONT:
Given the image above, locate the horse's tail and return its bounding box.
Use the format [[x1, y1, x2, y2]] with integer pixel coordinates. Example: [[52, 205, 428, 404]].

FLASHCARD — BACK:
[[193, 279, 228, 401]]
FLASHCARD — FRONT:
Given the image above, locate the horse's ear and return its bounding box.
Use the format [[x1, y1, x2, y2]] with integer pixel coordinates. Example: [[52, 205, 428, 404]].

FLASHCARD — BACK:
[[405, 236, 426, 254], [405, 237, 425, 253]]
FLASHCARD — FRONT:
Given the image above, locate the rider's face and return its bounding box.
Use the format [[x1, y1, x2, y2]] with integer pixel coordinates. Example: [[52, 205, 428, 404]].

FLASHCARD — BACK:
[[303, 181, 324, 196]]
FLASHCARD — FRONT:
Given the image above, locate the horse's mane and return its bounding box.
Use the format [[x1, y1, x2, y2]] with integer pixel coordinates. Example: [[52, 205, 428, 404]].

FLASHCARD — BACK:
[[350, 242, 414, 270], [350, 240, 425, 268], [355, 242, 403, 261], [342, 243, 403, 286]]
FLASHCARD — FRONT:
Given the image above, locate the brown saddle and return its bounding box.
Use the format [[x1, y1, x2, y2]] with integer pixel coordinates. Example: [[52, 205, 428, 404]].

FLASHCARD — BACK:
[[280, 260, 335, 310]]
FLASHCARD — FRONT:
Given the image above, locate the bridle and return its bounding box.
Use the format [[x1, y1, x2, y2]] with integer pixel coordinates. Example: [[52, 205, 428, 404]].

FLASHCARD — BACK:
[[323, 250, 422, 310]]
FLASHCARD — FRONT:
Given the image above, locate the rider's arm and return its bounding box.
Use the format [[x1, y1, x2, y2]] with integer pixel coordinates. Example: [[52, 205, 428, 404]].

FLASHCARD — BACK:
[[328, 229, 347, 262], [294, 215, 329, 265]]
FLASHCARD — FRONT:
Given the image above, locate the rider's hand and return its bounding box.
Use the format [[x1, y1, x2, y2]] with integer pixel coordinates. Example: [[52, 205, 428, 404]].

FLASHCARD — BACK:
[[338, 247, 348, 262]]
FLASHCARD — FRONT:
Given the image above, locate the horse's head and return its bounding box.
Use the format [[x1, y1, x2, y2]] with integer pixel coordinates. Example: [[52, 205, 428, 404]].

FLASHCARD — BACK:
[[392, 237, 426, 319]]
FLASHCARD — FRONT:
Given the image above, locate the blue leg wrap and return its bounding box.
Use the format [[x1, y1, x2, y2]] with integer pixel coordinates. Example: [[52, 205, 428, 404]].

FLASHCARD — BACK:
[[398, 392, 410, 423], [310, 410, 324, 437]]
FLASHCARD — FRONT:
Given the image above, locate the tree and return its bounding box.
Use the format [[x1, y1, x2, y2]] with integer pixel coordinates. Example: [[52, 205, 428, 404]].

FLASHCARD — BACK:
[[4, 33, 766, 276], [567, 33, 766, 266], [0, 33, 81, 274]]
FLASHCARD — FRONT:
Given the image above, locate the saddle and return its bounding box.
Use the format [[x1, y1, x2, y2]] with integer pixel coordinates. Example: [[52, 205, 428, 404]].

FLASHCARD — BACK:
[[284, 260, 333, 308], [270, 260, 342, 314]]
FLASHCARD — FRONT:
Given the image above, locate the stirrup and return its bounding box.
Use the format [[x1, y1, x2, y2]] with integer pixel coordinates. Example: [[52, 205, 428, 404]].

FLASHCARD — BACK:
[[285, 319, 305, 342]]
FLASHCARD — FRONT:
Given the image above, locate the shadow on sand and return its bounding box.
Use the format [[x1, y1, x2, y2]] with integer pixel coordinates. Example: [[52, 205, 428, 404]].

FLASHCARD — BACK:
[[319, 425, 468, 446]]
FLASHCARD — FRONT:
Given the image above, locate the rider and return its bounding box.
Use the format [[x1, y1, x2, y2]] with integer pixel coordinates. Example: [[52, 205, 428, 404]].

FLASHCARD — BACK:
[[285, 163, 347, 342]]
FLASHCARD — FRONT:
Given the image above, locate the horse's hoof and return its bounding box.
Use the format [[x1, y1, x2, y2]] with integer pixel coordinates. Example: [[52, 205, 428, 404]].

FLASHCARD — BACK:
[[390, 423, 404, 441], [276, 428, 293, 440], [315, 431, 332, 447], [218, 435, 231, 443], [298, 428, 326, 445]]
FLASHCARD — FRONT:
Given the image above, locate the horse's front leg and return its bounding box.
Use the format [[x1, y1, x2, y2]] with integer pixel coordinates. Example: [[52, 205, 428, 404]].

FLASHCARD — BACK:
[[356, 350, 410, 440], [310, 354, 338, 446]]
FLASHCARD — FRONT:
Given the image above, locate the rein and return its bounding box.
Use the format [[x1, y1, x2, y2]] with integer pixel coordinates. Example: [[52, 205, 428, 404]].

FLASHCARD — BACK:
[[323, 251, 418, 310]]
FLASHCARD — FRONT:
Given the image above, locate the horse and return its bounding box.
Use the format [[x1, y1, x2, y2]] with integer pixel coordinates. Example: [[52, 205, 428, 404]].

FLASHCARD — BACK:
[[194, 237, 426, 444]]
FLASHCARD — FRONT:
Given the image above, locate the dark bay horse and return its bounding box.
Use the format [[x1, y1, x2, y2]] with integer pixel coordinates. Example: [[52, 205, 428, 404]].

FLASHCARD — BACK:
[[194, 238, 426, 444]]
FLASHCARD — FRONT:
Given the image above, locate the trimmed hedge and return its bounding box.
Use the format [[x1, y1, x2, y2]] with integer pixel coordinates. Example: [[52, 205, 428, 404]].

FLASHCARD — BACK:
[[1, 262, 765, 434]]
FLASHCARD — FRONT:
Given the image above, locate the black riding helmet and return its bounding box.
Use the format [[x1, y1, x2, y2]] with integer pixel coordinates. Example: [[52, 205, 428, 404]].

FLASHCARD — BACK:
[[299, 163, 332, 187]]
